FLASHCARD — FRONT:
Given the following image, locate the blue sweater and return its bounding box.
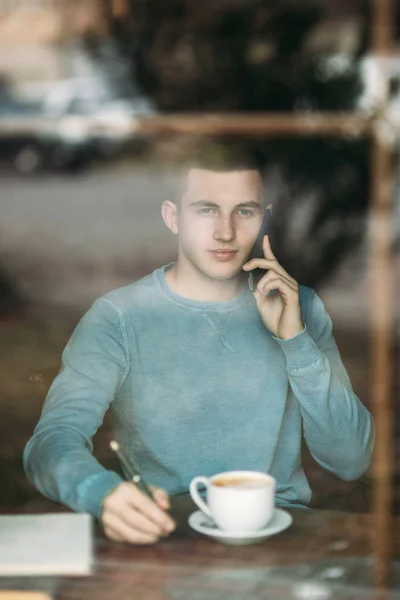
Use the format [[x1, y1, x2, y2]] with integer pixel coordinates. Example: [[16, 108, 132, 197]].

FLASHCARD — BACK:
[[23, 264, 374, 519]]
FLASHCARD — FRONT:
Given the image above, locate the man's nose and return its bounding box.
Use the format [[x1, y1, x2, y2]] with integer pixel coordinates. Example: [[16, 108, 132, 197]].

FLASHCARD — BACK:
[[213, 216, 235, 242]]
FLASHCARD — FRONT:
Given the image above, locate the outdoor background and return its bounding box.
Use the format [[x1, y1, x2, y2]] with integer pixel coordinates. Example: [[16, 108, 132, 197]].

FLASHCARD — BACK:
[[0, 0, 399, 514]]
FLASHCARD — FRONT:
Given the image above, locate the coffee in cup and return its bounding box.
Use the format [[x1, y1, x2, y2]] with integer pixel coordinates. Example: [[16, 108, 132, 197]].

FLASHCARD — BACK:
[[189, 470, 275, 533], [213, 475, 269, 489]]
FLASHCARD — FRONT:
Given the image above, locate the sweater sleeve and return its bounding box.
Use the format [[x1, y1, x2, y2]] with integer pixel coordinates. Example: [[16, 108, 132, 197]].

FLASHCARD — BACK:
[[273, 288, 375, 481], [23, 298, 128, 519]]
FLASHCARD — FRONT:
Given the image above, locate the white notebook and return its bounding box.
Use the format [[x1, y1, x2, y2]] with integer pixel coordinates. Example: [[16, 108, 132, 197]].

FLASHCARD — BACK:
[[0, 513, 93, 576]]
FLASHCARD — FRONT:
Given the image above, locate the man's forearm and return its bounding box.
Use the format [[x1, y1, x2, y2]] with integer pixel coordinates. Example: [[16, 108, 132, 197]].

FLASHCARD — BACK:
[[289, 354, 374, 480], [23, 427, 123, 518], [23, 297, 129, 518], [275, 327, 374, 480]]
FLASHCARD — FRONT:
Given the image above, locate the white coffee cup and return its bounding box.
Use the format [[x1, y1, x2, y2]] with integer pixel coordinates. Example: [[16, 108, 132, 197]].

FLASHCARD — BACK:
[[189, 470, 275, 533]]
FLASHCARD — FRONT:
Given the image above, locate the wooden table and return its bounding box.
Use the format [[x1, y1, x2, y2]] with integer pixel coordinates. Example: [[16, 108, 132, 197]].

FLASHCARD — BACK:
[[1, 497, 398, 599]]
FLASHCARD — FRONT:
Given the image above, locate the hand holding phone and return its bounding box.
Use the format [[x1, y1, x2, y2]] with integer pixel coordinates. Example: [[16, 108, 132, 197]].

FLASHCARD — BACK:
[[243, 221, 304, 339], [248, 206, 272, 291]]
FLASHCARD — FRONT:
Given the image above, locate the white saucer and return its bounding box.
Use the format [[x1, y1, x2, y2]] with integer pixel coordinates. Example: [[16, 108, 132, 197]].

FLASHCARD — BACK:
[[188, 508, 293, 545]]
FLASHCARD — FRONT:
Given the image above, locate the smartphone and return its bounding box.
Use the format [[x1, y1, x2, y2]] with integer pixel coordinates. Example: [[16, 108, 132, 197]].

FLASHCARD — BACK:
[[248, 207, 271, 292]]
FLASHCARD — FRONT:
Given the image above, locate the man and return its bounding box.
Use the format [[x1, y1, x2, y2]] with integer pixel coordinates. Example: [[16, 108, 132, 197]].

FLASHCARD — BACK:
[[24, 143, 374, 545]]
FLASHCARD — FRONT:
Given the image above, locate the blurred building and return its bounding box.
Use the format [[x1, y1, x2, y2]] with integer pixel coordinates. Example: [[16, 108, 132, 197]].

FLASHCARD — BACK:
[[0, 0, 367, 92], [0, 0, 108, 94]]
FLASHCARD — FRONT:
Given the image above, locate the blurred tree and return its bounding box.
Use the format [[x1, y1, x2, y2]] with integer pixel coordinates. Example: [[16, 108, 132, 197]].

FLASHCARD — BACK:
[[95, 0, 369, 287]]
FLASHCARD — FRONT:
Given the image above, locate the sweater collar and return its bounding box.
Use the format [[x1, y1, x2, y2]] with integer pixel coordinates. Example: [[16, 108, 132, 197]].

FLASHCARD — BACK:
[[154, 263, 252, 313]]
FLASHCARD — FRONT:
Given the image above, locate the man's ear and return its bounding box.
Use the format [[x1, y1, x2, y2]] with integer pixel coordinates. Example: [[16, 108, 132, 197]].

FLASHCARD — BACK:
[[161, 200, 179, 234]]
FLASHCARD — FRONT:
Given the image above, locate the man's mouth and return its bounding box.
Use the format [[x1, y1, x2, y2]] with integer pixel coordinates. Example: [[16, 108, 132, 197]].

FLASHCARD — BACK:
[[208, 250, 239, 262]]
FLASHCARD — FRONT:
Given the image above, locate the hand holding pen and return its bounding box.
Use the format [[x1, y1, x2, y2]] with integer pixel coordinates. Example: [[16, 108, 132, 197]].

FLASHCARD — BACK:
[[110, 440, 154, 499], [99, 440, 176, 545]]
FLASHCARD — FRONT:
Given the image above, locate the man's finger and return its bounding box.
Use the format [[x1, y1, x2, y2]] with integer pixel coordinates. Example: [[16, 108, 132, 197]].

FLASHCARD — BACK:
[[258, 277, 298, 301], [109, 502, 167, 537], [103, 513, 160, 545], [124, 486, 176, 532], [262, 235, 276, 260], [243, 258, 297, 286], [150, 486, 170, 510], [257, 269, 298, 292]]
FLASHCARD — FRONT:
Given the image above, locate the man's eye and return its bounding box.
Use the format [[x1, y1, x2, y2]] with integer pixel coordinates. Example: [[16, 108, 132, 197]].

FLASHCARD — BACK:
[[199, 207, 216, 214], [237, 209, 253, 217]]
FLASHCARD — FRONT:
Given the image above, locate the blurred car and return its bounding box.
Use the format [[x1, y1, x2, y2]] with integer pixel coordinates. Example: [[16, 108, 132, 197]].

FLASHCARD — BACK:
[[0, 96, 95, 175], [41, 78, 155, 158], [0, 77, 156, 175]]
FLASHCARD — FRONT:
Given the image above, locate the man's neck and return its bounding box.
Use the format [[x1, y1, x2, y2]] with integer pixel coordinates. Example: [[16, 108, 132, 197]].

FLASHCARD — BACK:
[[165, 262, 245, 303]]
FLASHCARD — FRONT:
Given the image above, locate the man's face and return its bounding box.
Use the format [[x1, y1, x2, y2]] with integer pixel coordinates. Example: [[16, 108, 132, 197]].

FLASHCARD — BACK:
[[175, 168, 264, 281]]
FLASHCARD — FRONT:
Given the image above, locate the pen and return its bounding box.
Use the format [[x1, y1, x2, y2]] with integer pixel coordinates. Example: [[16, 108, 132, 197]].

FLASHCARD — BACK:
[[110, 440, 154, 500]]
